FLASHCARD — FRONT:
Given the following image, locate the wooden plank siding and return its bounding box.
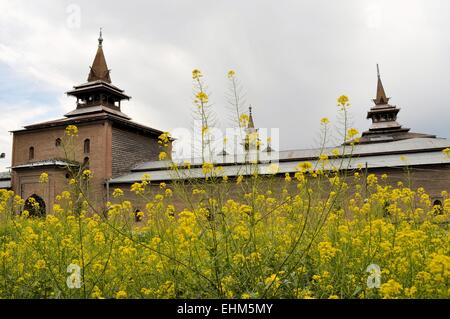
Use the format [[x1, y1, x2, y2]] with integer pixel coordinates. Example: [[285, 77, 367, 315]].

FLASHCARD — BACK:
[[111, 126, 161, 178]]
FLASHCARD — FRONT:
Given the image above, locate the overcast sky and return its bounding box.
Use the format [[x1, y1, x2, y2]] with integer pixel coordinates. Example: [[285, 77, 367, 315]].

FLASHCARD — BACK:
[[1, 0, 450, 170]]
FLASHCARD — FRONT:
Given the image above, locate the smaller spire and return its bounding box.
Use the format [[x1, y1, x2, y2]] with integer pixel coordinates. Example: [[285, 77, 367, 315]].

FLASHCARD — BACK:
[[248, 106, 255, 129], [373, 63, 389, 105], [242, 105, 260, 151]]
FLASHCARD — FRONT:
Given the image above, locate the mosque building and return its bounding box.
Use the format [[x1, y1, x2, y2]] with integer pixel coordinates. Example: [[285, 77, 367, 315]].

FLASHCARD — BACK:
[[1, 33, 449, 216]]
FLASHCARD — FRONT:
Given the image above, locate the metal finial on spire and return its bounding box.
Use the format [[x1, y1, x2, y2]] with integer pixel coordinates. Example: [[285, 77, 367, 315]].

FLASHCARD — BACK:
[[376, 63, 380, 77], [88, 28, 111, 83], [98, 27, 103, 47], [249, 106, 252, 115]]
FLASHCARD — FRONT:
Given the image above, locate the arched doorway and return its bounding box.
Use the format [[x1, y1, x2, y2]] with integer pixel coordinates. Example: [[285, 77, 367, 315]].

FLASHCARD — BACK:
[[433, 199, 443, 215], [24, 194, 46, 217]]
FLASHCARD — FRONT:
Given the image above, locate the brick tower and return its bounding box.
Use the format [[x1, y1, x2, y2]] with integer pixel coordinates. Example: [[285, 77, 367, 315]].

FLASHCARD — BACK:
[[11, 31, 168, 215]]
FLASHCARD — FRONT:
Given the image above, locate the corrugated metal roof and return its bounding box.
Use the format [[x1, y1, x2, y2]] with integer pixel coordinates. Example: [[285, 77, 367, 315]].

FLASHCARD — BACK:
[[0, 180, 11, 189], [0, 171, 10, 180], [278, 137, 450, 160], [109, 147, 450, 184], [64, 105, 131, 119], [16, 111, 165, 137], [12, 160, 77, 169], [132, 138, 450, 173]]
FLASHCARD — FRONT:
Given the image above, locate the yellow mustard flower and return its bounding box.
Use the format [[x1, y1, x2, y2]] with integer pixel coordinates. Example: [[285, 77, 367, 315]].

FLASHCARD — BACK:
[[202, 162, 214, 175], [112, 188, 124, 198], [82, 169, 92, 179], [65, 125, 78, 137], [347, 128, 359, 139], [337, 95, 350, 107], [115, 290, 128, 299], [320, 117, 330, 125], [192, 69, 202, 80], [159, 151, 167, 161], [196, 92, 208, 104], [39, 172, 49, 184]]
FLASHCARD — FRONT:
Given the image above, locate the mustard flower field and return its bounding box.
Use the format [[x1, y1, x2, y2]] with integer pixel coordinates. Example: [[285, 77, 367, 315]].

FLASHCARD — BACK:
[[0, 160, 449, 298]]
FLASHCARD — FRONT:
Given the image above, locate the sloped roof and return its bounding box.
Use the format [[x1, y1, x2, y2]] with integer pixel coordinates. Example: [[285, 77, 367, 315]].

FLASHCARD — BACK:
[[12, 160, 77, 169], [0, 171, 11, 189], [87, 31, 111, 83], [0, 180, 11, 189], [64, 105, 131, 119], [109, 137, 450, 184], [0, 171, 11, 180], [12, 111, 164, 136], [66, 80, 131, 101]]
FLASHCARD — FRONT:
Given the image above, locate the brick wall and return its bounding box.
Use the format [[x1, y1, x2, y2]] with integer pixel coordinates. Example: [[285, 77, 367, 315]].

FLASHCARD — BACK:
[[12, 121, 112, 212], [109, 163, 450, 220], [14, 167, 70, 214]]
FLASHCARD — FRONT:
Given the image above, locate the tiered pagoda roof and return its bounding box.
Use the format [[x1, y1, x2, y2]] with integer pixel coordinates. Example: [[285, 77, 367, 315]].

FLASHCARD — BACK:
[[359, 65, 435, 143], [12, 30, 163, 137]]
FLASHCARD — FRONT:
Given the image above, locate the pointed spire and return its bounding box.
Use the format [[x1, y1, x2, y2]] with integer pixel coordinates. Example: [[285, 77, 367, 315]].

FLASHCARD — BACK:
[[87, 28, 111, 83], [248, 106, 255, 129], [373, 64, 389, 105], [242, 106, 260, 151]]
